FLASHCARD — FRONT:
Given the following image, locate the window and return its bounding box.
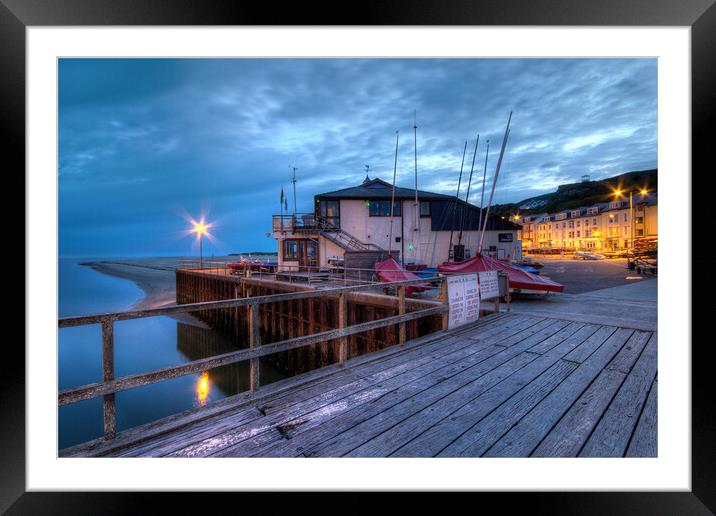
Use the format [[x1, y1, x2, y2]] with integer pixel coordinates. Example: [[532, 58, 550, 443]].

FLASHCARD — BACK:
[[624, 213, 628, 222], [593, 218, 597, 226], [636, 229, 644, 236], [635, 216, 644, 224], [283, 239, 298, 260], [576, 221, 581, 227], [419, 201, 431, 217], [577, 230, 581, 237], [318, 200, 340, 227], [369, 200, 401, 217]]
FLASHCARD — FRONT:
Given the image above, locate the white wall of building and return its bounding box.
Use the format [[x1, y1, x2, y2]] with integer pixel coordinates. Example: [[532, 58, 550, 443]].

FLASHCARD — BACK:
[[339, 199, 519, 267]]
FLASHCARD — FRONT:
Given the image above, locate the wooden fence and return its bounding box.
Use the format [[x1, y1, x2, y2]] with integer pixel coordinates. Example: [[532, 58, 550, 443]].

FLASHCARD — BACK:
[[58, 276, 449, 441]]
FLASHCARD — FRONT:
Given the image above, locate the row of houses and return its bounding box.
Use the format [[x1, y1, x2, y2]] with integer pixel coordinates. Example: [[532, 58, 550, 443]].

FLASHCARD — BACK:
[[516, 193, 657, 252]]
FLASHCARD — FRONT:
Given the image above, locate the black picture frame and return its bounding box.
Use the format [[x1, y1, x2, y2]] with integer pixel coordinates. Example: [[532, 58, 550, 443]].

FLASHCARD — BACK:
[[4, 0, 711, 512]]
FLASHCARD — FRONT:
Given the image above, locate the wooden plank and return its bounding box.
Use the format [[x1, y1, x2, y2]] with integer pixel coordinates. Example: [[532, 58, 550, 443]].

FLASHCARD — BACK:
[[529, 368, 627, 457], [562, 325, 630, 364], [130, 316, 536, 458], [306, 319, 582, 457], [390, 324, 619, 457], [441, 360, 579, 457], [121, 325, 492, 458], [227, 317, 550, 457], [625, 377, 658, 457], [62, 324, 466, 457], [606, 330, 653, 374], [218, 338, 528, 457], [579, 332, 657, 457], [486, 328, 649, 457], [164, 335, 486, 457]]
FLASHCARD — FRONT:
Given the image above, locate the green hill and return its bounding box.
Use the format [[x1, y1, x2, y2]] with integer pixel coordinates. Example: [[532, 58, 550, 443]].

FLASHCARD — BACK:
[[492, 169, 657, 216]]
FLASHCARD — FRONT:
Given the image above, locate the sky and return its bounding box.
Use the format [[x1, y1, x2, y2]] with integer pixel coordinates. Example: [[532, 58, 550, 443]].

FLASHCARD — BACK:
[[58, 58, 657, 257]]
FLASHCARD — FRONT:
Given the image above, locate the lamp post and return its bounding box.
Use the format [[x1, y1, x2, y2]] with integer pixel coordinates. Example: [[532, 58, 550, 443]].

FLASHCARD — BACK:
[[193, 222, 208, 269]]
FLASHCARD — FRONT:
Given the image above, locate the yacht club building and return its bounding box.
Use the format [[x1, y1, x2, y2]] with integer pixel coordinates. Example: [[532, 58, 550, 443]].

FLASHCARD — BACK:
[[272, 177, 521, 270]]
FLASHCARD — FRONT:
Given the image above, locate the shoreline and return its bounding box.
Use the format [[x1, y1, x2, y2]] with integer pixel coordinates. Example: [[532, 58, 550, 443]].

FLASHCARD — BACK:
[[83, 260, 208, 327]]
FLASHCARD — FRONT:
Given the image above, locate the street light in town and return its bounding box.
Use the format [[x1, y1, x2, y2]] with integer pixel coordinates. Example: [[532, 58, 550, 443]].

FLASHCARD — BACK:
[[193, 222, 208, 269], [613, 187, 649, 265]]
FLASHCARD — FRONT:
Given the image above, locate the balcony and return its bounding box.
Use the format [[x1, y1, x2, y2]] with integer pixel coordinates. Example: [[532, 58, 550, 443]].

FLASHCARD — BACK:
[[272, 213, 320, 234]]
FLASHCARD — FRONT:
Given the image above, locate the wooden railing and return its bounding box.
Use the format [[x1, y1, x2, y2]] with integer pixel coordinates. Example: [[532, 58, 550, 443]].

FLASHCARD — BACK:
[[58, 276, 449, 441]]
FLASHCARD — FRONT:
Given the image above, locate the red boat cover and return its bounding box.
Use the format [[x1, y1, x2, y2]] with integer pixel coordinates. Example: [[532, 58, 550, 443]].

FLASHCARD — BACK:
[[438, 255, 564, 293], [375, 256, 432, 295]]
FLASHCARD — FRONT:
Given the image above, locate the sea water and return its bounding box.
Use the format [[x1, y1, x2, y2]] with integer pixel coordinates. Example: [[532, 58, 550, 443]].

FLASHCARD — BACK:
[[58, 257, 282, 450]]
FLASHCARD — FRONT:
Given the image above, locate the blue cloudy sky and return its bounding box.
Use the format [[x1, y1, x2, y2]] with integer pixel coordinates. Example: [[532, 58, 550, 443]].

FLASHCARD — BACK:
[[59, 58, 657, 257]]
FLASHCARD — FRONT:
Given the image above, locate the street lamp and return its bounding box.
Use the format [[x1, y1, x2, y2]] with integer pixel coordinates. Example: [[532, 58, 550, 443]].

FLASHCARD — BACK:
[[193, 222, 208, 269], [613, 188, 638, 264]]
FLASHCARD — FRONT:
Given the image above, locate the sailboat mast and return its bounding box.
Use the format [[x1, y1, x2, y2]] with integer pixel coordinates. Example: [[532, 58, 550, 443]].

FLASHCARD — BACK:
[[413, 112, 420, 261], [478, 140, 490, 235], [458, 133, 479, 246], [478, 112, 513, 253], [448, 140, 468, 257], [388, 131, 399, 256]]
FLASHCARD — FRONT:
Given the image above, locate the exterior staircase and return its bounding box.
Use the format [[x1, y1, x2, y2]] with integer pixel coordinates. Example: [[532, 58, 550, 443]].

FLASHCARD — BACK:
[[315, 216, 383, 252]]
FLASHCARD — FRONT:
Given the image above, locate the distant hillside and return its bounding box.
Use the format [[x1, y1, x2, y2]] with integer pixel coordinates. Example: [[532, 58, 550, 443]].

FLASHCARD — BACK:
[[492, 169, 657, 216]]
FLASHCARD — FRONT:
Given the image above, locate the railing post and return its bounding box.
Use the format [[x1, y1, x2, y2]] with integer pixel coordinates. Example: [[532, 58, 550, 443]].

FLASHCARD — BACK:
[[398, 285, 406, 345], [101, 318, 116, 440], [338, 292, 348, 366], [440, 278, 449, 331], [248, 300, 261, 391]]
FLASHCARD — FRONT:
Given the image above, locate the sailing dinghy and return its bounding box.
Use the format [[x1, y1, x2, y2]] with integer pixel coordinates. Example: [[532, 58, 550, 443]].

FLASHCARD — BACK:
[[438, 254, 564, 293]]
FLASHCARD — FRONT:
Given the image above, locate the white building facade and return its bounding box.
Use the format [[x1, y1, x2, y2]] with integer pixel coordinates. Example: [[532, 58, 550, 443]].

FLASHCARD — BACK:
[[273, 177, 522, 270]]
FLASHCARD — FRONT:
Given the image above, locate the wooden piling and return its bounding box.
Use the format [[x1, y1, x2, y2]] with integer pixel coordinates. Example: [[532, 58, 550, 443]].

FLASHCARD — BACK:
[[101, 318, 116, 440]]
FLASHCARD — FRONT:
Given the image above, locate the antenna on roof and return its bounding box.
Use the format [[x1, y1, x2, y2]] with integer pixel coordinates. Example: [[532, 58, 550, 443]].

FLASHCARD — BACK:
[[364, 164, 370, 183], [289, 165, 298, 215]]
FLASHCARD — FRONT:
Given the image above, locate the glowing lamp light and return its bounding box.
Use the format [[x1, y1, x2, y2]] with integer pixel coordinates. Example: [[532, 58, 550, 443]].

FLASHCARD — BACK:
[[193, 222, 208, 235], [640, 189, 649, 196]]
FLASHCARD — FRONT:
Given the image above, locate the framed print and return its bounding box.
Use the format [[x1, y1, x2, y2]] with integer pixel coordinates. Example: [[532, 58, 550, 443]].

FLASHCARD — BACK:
[[5, 0, 713, 512]]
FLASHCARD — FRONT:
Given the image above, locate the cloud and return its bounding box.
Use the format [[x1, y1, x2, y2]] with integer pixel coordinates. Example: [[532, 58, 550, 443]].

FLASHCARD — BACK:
[[58, 58, 657, 256]]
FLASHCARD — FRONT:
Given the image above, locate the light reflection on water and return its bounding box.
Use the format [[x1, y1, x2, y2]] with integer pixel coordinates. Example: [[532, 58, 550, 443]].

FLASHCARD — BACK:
[[196, 371, 210, 406], [58, 258, 286, 449]]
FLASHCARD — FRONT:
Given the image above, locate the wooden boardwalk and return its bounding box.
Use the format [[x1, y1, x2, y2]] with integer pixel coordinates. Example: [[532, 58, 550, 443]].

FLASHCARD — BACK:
[[61, 313, 657, 458]]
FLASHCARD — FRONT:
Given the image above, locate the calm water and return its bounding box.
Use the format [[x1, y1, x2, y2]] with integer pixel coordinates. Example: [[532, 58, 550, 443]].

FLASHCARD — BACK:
[[58, 257, 283, 449]]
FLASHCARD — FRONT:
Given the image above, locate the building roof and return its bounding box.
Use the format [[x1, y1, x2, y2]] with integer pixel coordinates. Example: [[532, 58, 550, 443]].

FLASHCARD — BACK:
[[315, 177, 458, 202], [316, 177, 520, 231]]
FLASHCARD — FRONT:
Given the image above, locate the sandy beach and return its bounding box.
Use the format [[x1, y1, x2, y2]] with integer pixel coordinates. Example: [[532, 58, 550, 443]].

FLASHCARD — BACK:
[[82, 257, 243, 326]]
